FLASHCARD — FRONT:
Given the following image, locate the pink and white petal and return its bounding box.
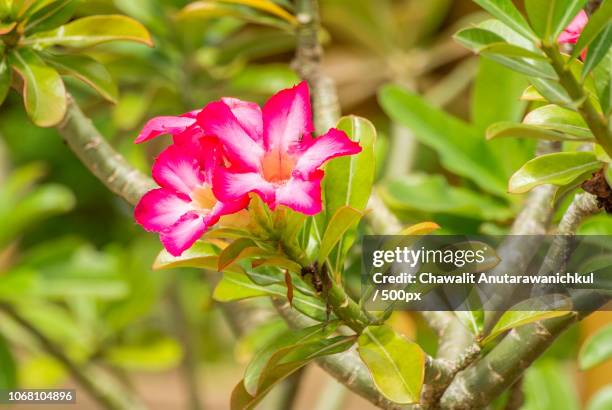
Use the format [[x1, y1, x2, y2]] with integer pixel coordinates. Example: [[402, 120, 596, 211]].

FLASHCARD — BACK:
[[559, 10, 588, 44], [221, 97, 263, 142], [198, 101, 265, 172], [293, 128, 362, 178], [134, 188, 193, 232], [205, 196, 250, 227], [135, 116, 196, 144], [262, 81, 314, 152], [160, 212, 208, 256], [153, 144, 206, 195], [213, 168, 276, 206], [196, 137, 224, 184], [275, 173, 323, 215]]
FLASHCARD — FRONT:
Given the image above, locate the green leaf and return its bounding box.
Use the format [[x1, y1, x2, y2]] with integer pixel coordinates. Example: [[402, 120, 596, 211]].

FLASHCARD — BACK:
[[508, 151, 602, 194], [572, 0, 612, 60], [0, 334, 17, 389], [232, 336, 355, 410], [381, 174, 513, 221], [487, 122, 589, 142], [24, 0, 78, 34], [529, 77, 573, 106], [358, 325, 425, 404], [153, 242, 219, 270], [473, 0, 536, 41], [211, 0, 296, 25], [579, 324, 612, 370], [0, 57, 10, 105], [454, 28, 554, 78], [213, 271, 329, 321], [8, 48, 66, 127], [43, 53, 118, 103], [454, 28, 544, 59], [218, 238, 257, 270], [592, 49, 612, 115], [587, 386, 612, 410], [317, 206, 363, 266], [523, 105, 593, 139], [323, 115, 376, 223], [582, 23, 612, 79], [378, 84, 507, 196], [525, 0, 588, 43], [482, 295, 573, 344], [177, 1, 294, 30], [244, 322, 337, 395], [25, 15, 153, 48]]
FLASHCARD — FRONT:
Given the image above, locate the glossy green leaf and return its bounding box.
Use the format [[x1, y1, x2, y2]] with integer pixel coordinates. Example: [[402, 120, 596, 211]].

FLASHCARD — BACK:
[[592, 49, 612, 115], [358, 325, 425, 404], [529, 77, 573, 106], [582, 23, 612, 79], [381, 174, 513, 221], [43, 53, 118, 103], [24, 0, 78, 34], [25, 15, 153, 48], [455, 28, 554, 78], [482, 295, 573, 344], [579, 324, 612, 369], [0, 334, 17, 389], [487, 122, 588, 142], [525, 0, 587, 43], [177, 1, 294, 30], [523, 105, 592, 139], [213, 271, 329, 321], [552, 169, 594, 204], [454, 28, 544, 59], [9, 48, 66, 127], [0, 57, 10, 105], [244, 322, 337, 395], [572, 0, 612, 60], [587, 386, 612, 410], [317, 206, 363, 266], [509, 152, 602, 194], [153, 242, 219, 270], [232, 336, 355, 410], [218, 238, 257, 270], [213, 0, 296, 24], [473, 0, 536, 41], [324, 115, 376, 220], [378, 84, 507, 196]]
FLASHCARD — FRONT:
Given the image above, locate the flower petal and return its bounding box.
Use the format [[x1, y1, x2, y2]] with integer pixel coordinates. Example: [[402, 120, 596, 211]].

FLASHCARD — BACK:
[[559, 10, 588, 44], [153, 144, 206, 195], [213, 168, 276, 206], [198, 101, 265, 172], [222, 97, 263, 142], [160, 212, 208, 256], [134, 188, 192, 232], [276, 173, 323, 215], [135, 115, 196, 144], [293, 128, 362, 178], [206, 195, 250, 226], [262, 81, 314, 152]]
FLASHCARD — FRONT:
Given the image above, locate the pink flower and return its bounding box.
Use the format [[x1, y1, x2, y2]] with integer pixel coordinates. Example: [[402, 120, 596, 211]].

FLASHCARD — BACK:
[[558, 10, 588, 59], [197, 82, 362, 215], [134, 138, 248, 256]]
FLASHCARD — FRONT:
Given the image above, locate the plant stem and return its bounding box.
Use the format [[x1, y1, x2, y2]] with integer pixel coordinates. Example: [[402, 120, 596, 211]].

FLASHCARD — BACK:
[[541, 44, 612, 157], [0, 303, 144, 410], [440, 193, 605, 410], [56, 96, 155, 207]]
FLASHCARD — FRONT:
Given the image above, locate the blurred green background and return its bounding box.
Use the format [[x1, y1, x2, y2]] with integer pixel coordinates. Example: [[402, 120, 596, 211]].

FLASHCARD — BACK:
[[0, 1, 610, 409]]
